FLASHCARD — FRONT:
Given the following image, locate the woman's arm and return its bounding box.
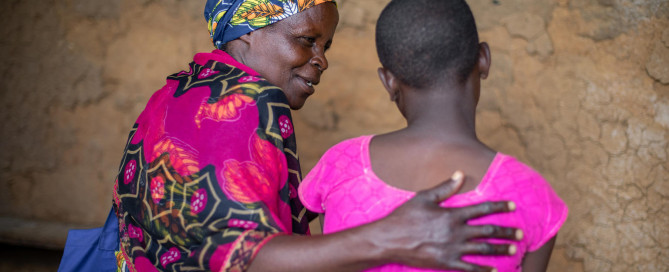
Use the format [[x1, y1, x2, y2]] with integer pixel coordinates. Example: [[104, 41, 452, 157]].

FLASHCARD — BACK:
[[521, 235, 557, 272], [249, 174, 520, 272]]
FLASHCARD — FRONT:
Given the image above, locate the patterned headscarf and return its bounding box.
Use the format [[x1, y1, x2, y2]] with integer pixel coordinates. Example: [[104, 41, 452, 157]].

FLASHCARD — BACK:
[[205, 0, 337, 49]]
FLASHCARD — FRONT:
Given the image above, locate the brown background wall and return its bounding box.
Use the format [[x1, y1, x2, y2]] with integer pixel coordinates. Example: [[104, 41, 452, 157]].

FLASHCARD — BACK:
[[0, 0, 667, 271]]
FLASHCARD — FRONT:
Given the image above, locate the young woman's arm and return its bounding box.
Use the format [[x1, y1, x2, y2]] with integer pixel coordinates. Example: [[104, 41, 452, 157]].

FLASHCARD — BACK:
[[521, 236, 557, 272], [249, 175, 520, 272]]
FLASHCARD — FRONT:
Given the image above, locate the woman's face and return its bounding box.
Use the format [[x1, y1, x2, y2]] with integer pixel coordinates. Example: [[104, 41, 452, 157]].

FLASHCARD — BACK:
[[240, 3, 339, 110]]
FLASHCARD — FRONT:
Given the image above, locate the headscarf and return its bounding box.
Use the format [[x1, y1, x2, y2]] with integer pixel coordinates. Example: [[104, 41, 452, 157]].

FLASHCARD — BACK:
[[205, 0, 337, 49]]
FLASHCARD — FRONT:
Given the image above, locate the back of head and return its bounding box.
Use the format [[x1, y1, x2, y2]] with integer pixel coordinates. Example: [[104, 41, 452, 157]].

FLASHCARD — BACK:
[[376, 0, 479, 88]]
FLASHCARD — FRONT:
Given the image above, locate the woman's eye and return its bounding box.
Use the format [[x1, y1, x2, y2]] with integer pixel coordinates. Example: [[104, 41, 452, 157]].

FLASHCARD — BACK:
[[301, 37, 316, 44]]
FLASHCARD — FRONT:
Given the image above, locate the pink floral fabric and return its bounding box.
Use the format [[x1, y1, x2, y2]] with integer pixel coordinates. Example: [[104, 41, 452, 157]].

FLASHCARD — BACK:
[[114, 50, 313, 272], [299, 135, 568, 272]]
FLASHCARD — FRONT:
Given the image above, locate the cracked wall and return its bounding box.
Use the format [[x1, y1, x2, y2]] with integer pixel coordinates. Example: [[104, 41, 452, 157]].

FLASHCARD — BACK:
[[0, 0, 667, 270]]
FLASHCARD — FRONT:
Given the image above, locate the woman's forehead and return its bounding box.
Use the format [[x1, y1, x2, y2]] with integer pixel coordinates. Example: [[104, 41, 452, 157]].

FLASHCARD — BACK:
[[276, 3, 339, 32]]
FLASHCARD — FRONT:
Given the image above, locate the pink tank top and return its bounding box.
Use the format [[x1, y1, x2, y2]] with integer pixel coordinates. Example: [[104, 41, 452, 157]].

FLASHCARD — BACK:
[[299, 135, 568, 272]]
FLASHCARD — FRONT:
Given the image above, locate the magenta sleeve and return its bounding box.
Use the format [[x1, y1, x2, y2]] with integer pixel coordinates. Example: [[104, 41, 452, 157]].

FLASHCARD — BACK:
[[527, 176, 569, 251], [299, 159, 327, 213]]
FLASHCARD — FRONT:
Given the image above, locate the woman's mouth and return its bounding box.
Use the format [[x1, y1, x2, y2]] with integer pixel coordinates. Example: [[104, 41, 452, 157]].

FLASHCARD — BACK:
[[299, 77, 316, 95]]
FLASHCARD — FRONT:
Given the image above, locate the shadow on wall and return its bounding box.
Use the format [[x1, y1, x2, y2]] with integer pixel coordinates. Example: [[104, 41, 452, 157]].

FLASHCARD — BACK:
[[0, 244, 63, 272]]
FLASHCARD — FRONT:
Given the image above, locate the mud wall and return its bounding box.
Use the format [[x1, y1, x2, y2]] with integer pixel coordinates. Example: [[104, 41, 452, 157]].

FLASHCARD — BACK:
[[0, 0, 667, 270]]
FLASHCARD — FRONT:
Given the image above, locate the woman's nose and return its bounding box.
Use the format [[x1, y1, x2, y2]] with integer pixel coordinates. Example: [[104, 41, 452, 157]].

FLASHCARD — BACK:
[[311, 50, 329, 72]]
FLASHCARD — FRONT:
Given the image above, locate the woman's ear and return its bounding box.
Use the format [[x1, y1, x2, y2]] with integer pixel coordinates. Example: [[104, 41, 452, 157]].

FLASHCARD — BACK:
[[378, 67, 399, 101], [237, 32, 254, 45], [226, 32, 254, 60], [478, 42, 491, 79]]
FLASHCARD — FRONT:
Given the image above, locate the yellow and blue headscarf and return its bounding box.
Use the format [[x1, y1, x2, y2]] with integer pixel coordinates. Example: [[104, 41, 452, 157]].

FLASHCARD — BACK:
[[205, 0, 336, 49]]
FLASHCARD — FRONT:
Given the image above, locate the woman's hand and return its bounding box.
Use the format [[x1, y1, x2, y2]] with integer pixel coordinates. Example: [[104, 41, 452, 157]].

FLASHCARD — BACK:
[[365, 171, 520, 272], [250, 171, 519, 272]]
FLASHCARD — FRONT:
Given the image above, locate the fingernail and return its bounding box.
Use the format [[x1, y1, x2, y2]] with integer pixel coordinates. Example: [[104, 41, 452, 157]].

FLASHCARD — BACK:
[[451, 171, 464, 183], [515, 230, 524, 240], [509, 244, 517, 255], [508, 201, 516, 211], [491, 269, 498, 272]]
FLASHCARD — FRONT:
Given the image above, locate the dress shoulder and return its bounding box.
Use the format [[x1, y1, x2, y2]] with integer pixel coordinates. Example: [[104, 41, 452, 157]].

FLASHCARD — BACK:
[[492, 154, 568, 251], [299, 135, 372, 213]]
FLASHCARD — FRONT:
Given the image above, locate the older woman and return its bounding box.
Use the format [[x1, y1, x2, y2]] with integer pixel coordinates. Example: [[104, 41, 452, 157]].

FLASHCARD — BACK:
[[113, 1, 520, 271]]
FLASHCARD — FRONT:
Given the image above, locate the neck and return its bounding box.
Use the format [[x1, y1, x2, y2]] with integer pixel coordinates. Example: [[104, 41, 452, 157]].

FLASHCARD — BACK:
[[402, 80, 480, 143], [224, 40, 249, 67]]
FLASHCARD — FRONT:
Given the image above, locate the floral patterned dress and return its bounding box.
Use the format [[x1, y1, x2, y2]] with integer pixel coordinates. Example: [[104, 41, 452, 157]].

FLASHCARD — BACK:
[[113, 50, 313, 272]]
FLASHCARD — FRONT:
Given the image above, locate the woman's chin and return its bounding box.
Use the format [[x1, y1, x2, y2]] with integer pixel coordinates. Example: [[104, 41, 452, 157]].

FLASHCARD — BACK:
[[289, 101, 306, 110], [285, 93, 309, 110]]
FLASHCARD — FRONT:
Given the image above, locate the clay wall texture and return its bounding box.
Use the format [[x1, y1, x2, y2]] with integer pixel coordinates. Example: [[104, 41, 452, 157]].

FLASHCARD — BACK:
[[0, 0, 667, 271]]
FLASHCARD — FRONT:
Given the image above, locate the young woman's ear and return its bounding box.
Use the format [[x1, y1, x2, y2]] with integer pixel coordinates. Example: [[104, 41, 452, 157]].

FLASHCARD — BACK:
[[478, 42, 491, 79], [377, 67, 399, 101]]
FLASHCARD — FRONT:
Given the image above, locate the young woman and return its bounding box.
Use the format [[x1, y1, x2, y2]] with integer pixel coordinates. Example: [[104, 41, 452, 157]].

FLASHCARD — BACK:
[[299, 0, 568, 271]]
